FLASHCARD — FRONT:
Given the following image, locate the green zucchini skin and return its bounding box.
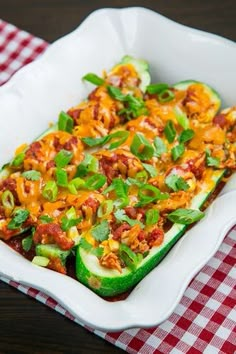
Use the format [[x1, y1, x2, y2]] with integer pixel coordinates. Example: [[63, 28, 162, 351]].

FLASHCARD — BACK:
[[76, 170, 225, 297], [120, 55, 151, 92]]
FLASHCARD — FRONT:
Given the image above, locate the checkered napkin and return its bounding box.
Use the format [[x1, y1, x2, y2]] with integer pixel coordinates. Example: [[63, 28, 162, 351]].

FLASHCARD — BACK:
[[0, 19, 235, 354]]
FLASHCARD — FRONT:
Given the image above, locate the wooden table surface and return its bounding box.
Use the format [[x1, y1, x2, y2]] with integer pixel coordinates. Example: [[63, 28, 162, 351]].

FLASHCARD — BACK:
[[0, 1, 235, 353]]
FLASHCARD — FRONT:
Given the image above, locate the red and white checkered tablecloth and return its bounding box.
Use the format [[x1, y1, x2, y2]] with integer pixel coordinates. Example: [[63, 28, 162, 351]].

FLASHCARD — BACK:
[[0, 19, 235, 354]]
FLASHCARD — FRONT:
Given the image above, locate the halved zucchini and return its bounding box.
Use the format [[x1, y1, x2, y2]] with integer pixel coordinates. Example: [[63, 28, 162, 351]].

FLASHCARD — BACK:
[[174, 80, 221, 122], [75, 169, 224, 297], [35, 244, 71, 265]]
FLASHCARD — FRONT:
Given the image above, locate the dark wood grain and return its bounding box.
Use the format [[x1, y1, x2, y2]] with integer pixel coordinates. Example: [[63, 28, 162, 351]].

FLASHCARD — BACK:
[[0, 1, 235, 353]]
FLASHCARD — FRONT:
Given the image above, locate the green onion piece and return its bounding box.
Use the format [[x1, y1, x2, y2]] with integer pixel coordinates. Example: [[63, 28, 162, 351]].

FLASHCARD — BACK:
[[42, 181, 58, 202], [54, 149, 73, 168], [108, 131, 129, 149], [22, 170, 41, 181], [97, 200, 113, 218], [91, 220, 110, 241], [55, 168, 68, 187], [137, 184, 169, 206], [80, 237, 93, 252], [174, 106, 189, 129], [142, 163, 157, 178], [1, 190, 14, 212], [153, 137, 167, 157], [103, 178, 129, 207], [68, 177, 85, 194], [165, 174, 189, 192], [39, 215, 53, 223], [146, 209, 159, 226], [119, 244, 143, 271], [167, 208, 205, 225], [66, 206, 77, 219], [205, 149, 220, 167], [107, 86, 126, 101], [11, 152, 25, 168], [81, 136, 109, 147], [22, 234, 33, 252], [135, 170, 148, 184], [61, 215, 82, 232], [146, 83, 169, 94], [130, 133, 154, 160], [114, 209, 144, 229], [82, 73, 105, 86], [178, 129, 195, 144], [7, 209, 30, 230], [32, 256, 50, 267], [171, 144, 185, 161], [75, 154, 98, 178], [164, 120, 176, 143], [158, 89, 175, 103], [84, 173, 106, 190], [125, 95, 148, 118], [58, 111, 74, 133]]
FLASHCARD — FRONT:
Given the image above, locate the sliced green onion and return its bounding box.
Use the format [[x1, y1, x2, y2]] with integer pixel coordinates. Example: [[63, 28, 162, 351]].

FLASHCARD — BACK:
[[167, 208, 205, 225], [82, 73, 105, 86], [66, 206, 77, 219], [54, 149, 73, 168], [103, 178, 129, 207], [178, 129, 195, 144], [58, 111, 74, 133], [55, 168, 68, 187], [91, 220, 110, 241], [142, 163, 157, 178], [205, 149, 220, 168], [107, 86, 126, 101], [42, 181, 58, 202], [130, 133, 154, 160], [22, 170, 41, 181], [32, 256, 50, 267], [158, 89, 175, 103], [114, 209, 144, 229], [68, 177, 85, 194], [22, 234, 33, 252], [61, 215, 82, 232], [174, 106, 189, 129], [108, 131, 129, 149], [11, 152, 25, 168], [125, 95, 148, 118], [165, 174, 189, 192], [39, 215, 53, 223], [146, 83, 169, 94], [137, 184, 169, 206], [75, 154, 98, 178], [146, 209, 159, 226], [81, 136, 109, 147], [153, 137, 167, 157], [97, 200, 113, 218], [119, 244, 143, 271], [135, 170, 148, 184], [171, 144, 185, 161], [7, 209, 30, 230], [84, 173, 106, 190], [164, 120, 176, 143], [1, 190, 14, 212]]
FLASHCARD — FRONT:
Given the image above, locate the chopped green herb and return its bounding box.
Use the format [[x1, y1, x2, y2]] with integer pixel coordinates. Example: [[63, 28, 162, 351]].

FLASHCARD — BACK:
[[82, 136, 109, 147], [119, 243, 143, 271], [68, 177, 85, 194], [1, 190, 14, 212], [84, 173, 107, 190], [22, 170, 41, 181], [75, 154, 98, 178], [97, 200, 114, 218], [171, 144, 185, 161], [205, 149, 220, 167], [91, 247, 104, 258], [7, 209, 30, 230], [80, 237, 93, 251], [61, 216, 82, 231], [22, 234, 33, 252], [11, 152, 25, 168], [174, 106, 189, 129], [146, 83, 169, 94], [114, 209, 144, 229], [142, 163, 157, 177], [178, 129, 195, 144], [153, 137, 167, 157], [39, 215, 53, 223], [158, 89, 175, 103], [165, 174, 189, 192], [137, 184, 169, 206], [164, 120, 176, 143], [91, 220, 110, 241], [55, 168, 68, 187], [42, 181, 58, 202]]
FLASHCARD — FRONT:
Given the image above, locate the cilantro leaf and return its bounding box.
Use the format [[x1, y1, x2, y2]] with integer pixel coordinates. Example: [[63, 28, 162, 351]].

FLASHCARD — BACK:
[[165, 174, 190, 192], [22, 170, 41, 181], [91, 220, 110, 241], [114, 209, 144, 229]]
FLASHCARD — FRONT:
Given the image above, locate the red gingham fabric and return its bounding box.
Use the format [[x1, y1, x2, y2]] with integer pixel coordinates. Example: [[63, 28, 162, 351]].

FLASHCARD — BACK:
[[0, 19, 235, 354]]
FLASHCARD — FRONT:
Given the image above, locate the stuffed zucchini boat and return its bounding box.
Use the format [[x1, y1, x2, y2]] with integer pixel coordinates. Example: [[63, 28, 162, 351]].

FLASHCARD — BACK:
[[0, 57, 235, 297]]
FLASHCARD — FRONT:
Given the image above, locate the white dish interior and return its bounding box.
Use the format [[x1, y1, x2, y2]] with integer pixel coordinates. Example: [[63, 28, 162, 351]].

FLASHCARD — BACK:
[[0, 7, 236, 331]]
